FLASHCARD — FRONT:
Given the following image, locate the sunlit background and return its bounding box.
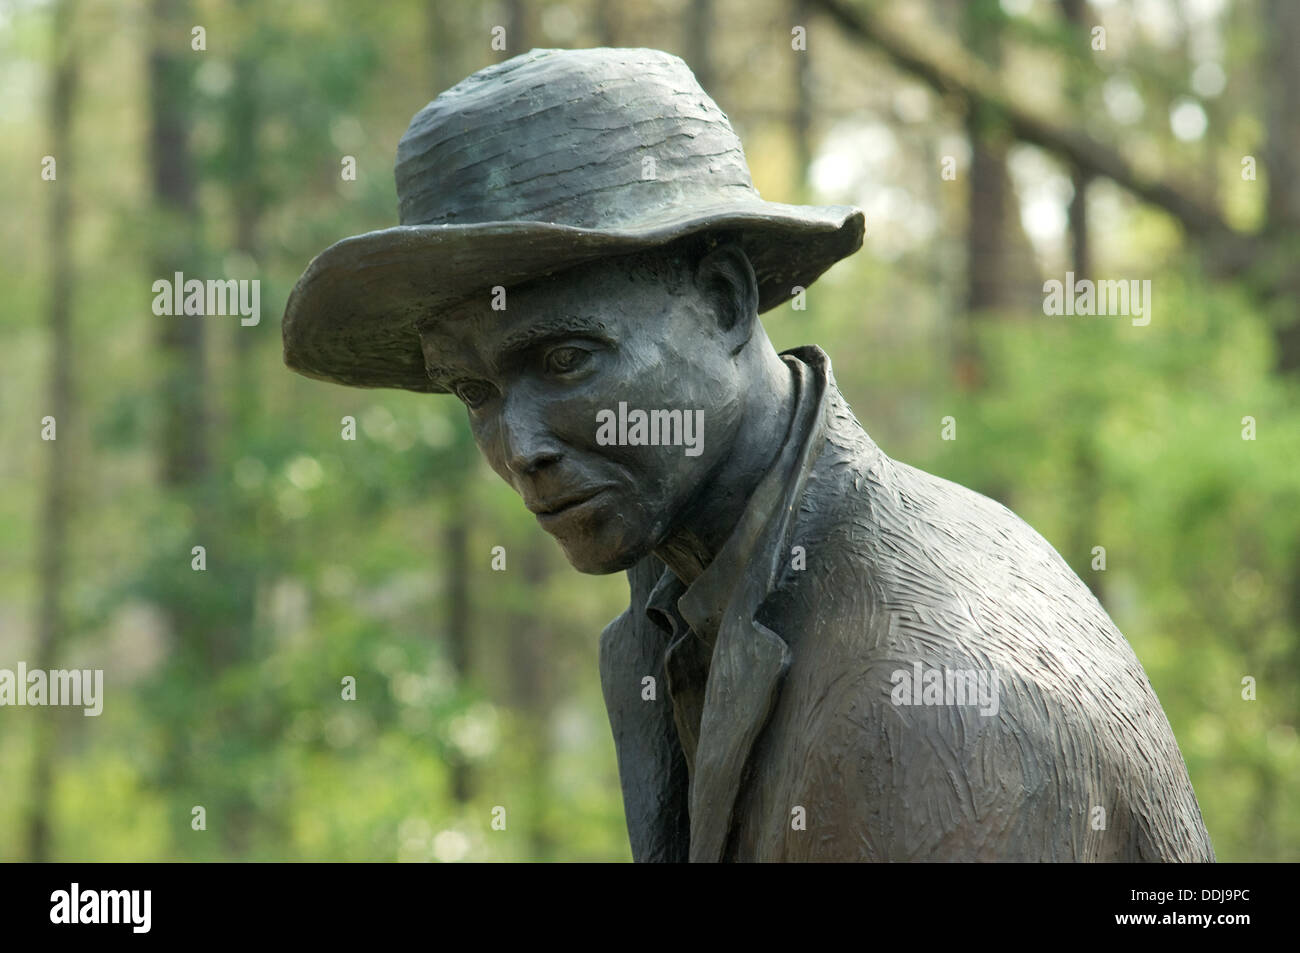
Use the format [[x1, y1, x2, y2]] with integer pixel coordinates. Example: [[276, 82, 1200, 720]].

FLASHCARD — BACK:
[[2, 0, 1298, 861]]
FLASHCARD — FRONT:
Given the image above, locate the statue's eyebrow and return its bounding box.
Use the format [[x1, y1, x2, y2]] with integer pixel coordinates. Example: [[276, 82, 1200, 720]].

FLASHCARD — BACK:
[[494, 315, 611, 361], [422, 315, 611, 385]]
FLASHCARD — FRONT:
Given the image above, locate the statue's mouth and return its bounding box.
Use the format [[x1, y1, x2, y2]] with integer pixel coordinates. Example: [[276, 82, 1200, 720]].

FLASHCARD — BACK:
[[528, 486, 611, 523]]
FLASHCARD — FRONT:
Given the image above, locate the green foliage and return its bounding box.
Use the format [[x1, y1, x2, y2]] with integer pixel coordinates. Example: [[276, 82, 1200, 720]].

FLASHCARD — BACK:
[[1, 0, 1295, 862]]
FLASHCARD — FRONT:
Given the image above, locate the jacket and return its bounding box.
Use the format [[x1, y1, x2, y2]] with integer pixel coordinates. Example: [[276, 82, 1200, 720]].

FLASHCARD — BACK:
[[598, 345, 1215, 862]]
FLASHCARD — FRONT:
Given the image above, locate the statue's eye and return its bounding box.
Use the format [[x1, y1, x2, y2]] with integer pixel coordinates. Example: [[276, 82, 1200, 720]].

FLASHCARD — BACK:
[[453, 380, 495, 408], [544, 345, 591, 376]]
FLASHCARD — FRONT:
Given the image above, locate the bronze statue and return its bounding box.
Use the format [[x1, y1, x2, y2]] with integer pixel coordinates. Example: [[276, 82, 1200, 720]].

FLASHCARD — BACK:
[[283, 48, 1215, 862]]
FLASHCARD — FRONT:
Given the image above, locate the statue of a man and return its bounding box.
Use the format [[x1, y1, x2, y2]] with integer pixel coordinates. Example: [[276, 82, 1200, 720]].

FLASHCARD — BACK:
[[283, 48, 1215, 862]]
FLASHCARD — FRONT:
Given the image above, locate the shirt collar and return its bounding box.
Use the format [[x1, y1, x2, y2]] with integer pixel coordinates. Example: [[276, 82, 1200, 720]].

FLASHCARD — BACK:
[[643, 345, 829, 647]]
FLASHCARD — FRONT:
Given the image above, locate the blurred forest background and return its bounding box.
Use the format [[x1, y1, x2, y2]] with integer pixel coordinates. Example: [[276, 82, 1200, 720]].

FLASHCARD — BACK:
[[2, 0, 1298, 862]]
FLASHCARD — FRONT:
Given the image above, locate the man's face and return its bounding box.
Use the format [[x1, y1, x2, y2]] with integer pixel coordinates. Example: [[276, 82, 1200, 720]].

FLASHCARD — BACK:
[[419, 250, 745, 574]]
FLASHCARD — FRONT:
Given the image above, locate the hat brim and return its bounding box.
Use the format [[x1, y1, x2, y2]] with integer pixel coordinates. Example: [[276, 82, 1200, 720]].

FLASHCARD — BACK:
[[282, 200, 864, 393]]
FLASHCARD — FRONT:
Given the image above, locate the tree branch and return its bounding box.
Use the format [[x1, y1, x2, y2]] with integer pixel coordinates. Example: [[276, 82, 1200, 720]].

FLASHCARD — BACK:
[[808, 0, 1242, 243]]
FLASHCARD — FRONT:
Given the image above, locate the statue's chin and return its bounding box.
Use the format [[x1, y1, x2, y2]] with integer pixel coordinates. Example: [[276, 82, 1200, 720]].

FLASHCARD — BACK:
[[554, 537, 648, 576], [542, 504, 664, 574]]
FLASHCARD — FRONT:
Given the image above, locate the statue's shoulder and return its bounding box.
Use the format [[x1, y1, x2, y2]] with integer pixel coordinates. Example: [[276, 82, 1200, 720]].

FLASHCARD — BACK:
[[807, 410, 1092, 614], [794, 410, 1137, 676]]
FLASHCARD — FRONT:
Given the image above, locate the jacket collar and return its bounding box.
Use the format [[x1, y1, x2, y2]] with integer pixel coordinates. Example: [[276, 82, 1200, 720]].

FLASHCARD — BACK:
[[629, 345, 834, 861]]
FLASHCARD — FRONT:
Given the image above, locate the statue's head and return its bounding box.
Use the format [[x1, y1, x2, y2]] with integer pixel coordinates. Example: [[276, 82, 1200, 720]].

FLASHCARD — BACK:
[[417, 236, 762, 573], [281, 48, 864, 569]]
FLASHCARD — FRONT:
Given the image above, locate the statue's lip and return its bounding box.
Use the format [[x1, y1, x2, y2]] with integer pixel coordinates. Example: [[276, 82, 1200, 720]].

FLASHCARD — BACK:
[[527, 485, 612, 518]]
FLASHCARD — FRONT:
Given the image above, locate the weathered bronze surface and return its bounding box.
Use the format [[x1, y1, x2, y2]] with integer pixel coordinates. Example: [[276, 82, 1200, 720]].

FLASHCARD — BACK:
[[283, 47, 1215, 862]]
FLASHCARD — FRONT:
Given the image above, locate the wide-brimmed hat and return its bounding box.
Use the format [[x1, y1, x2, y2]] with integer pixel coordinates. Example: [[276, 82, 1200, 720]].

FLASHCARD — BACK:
[[282, 47, 864, 393]]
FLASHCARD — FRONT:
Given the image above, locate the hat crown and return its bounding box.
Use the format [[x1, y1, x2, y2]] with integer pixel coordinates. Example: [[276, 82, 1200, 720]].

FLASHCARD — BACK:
[[394, 48, 760, 229]]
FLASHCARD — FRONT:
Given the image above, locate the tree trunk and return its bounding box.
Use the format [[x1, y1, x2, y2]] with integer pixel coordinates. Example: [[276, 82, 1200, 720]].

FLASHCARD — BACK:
[[227, 0, 262, 444], [1264, 0, 1300, 372], [26, 0, 80, 863], [1060, 0, 1091, 279], [1058, 0, 1102, 602], [593, 0, 620, 47], [508, 545, 554, 858], [686, 0, 714, 91], [791, 0, 813, 199], [504, 0, 529, 53], [149, 0, 207, 493], [426, 0, 476, 806], [959, 0, 1012, 390]]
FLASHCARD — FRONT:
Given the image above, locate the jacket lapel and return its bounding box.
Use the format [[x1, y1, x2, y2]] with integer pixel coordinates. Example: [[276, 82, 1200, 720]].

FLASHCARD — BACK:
[[685, 616, 792, 861], [600, 346, 834, 862], [663, 628, 710, 777], [599, 555, 691, 862], [678, 349, 830, 862]]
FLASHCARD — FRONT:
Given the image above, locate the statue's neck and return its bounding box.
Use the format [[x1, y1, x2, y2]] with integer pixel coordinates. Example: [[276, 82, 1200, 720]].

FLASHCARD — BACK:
[[654, 351, 796, 587]]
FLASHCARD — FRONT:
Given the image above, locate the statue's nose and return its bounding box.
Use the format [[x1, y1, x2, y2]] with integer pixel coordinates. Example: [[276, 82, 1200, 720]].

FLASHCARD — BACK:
[[499, 398, 562, 477]]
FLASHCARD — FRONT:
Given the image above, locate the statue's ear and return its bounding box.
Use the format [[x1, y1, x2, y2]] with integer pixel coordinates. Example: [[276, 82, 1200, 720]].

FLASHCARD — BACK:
[[694, 241, 759, 348]]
